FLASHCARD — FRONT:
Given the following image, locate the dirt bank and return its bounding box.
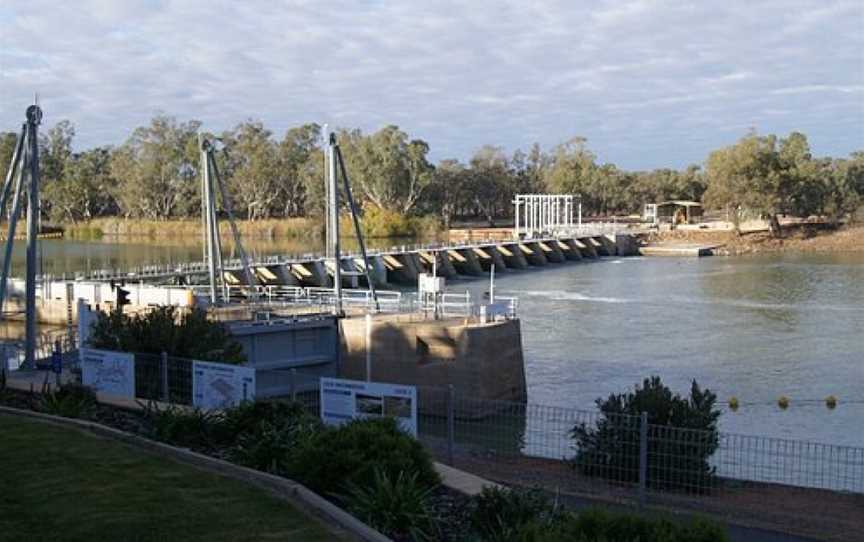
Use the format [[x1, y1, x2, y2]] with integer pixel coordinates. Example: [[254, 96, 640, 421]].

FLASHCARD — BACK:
[[647, 224, 864, 255]]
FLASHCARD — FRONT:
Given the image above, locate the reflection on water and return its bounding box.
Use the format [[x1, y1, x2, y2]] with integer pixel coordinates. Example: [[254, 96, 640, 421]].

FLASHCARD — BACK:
[[8, 235, 420, 276]]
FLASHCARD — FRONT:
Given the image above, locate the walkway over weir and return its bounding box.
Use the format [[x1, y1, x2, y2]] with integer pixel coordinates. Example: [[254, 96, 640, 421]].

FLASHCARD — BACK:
[[57, 229, 641, 289]]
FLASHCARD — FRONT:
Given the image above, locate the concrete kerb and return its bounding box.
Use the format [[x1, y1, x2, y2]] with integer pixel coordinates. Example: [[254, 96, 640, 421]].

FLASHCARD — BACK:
[[0, 405, 390, 542], [434, 461, 501, 496]]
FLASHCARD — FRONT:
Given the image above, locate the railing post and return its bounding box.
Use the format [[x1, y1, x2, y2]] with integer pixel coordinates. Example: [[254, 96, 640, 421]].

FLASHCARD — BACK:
[[447, 385, 455, 466], [639, 411, 648, 509], [160, 351, 169, 403], [290, 368, 297, 403]]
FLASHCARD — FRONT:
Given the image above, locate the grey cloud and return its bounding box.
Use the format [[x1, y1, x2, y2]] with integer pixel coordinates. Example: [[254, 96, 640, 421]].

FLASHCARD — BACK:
[[0, 0, 861, 170]]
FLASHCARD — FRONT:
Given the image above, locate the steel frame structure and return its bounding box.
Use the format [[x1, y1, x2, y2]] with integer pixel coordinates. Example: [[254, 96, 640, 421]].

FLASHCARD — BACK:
[[513, 194, 582, 238], [0, 105, 42, 368]]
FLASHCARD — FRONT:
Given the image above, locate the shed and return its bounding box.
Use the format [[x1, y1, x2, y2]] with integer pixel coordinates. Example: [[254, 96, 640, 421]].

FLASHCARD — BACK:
[[650, 201, 704, 225]]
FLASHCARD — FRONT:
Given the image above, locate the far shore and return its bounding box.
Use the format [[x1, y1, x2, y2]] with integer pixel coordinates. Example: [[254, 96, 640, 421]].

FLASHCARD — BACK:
[[651, 224, 864, 255]]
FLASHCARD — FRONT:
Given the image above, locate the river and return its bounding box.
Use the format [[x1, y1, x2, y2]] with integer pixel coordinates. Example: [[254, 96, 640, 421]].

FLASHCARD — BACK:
[[11, 237, 864, 447], [482, 253, 864, 448]]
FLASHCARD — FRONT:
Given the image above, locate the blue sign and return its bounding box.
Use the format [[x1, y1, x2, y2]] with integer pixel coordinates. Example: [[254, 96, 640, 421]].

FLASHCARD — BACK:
[[51, 352, 62, 374]]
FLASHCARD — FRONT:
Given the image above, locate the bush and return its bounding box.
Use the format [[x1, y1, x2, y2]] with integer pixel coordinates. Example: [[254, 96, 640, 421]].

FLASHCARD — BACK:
[[222, 401, 321, 474], [468, 486, 563, 541], [89, 306, 245, 363], [339, 467, 438, 541], [561, 508, 727, 542], [287, 417, 439, 495], [571, 376, 721, 491], [142, 402, 222, 449], [39, 383, 98, 419]]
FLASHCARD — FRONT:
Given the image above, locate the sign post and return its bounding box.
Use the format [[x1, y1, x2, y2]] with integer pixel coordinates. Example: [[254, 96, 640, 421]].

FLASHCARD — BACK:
[[320, 377, 418, 437]]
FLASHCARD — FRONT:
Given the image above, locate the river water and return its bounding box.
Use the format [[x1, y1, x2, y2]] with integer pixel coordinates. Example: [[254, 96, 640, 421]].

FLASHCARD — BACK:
[[481, 253, 864, 448], [14, 237, 864, 447]]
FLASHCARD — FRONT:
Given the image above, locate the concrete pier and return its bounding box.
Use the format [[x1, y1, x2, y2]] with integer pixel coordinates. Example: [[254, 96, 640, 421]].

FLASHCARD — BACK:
[[590, 236, 610, 256], [558, 239, 582, 261], [499, 244, 528, 268], [576, 238, 598, 259], [522, 242, 548, 266], [451, 248, 484, 276]]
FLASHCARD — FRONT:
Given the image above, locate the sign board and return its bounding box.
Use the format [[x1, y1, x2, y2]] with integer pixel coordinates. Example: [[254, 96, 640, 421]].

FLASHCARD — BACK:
[[418, 273, 445, 294], [192, 360, 255, 410], [320, 377, 418, 437], [81, 348, 135, 398]]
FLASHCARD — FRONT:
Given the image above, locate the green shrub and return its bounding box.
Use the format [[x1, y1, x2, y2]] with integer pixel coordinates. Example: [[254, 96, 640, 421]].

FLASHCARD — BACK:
[[287, 417, 439, 495], [339, 467, 438, 541], [571, 376, 721, 491], [39, 383, 98, 419], [223, 402, 321, 474], [142, 402, 222, 449], [562, 508, 727, 542], [468, 486, 563, 541], [89, 306, 245, 363]]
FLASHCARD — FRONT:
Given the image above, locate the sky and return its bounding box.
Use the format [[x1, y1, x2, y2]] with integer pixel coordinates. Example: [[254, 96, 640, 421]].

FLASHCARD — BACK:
[[1, 0, 862, 170]]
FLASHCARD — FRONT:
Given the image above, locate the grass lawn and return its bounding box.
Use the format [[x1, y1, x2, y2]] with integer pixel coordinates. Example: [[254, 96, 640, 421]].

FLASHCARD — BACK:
[[0, 414, 341, 541]]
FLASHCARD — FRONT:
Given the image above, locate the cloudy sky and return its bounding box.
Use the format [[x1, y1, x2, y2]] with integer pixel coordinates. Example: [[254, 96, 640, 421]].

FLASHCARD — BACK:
[[1, 0, 862, 169]]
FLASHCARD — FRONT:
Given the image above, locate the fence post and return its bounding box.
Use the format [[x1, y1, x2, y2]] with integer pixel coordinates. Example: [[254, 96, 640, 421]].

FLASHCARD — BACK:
[[447, 385, 455, 466], [290, 368, 297, 403], [160, 351, 169, 403], [639, 411, 648, 509]]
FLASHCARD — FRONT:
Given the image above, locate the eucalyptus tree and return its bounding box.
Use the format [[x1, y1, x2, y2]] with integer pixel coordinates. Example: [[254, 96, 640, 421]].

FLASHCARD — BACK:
[[704, 132, 784, 235], [278, 123, 321, 217], [338, 125, 434, 214], [220, 120, 281, 221], [110, 115, 201, 219], [44, 147, 117, 222]]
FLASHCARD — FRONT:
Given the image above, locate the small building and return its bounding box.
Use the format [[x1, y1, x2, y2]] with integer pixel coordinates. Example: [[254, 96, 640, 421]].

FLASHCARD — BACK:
[[644, 201, 703, 225]]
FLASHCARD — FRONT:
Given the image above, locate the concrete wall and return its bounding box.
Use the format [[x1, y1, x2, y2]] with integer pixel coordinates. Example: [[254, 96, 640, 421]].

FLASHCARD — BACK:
[[339, 315, 526, 403]]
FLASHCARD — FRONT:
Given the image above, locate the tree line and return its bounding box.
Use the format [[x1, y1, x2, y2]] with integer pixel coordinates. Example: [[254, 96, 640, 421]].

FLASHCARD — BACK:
[[0, 116, 861, 232]]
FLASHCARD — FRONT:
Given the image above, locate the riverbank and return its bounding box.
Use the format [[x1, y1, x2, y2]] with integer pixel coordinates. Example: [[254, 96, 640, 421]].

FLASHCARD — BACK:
[[58, 211, 442, 241], [649, 224, 864, 255]]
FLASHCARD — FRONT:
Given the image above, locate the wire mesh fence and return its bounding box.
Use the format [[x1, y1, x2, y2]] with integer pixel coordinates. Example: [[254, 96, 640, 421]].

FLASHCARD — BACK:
[[285, 371, 864, 497]]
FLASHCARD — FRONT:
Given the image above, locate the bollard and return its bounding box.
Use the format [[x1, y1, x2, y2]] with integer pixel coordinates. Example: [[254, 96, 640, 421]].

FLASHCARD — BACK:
[[447, 385, 455, 466], [160, 352, 169, 403], [638, 411, 648, 509], [290, 368, 297, 403]]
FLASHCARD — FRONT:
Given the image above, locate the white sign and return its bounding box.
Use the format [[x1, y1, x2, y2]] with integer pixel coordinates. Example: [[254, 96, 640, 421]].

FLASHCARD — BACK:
[[81, 348, 136, 398], [320, 377, 418, 437], [192, 360, 255, 410]]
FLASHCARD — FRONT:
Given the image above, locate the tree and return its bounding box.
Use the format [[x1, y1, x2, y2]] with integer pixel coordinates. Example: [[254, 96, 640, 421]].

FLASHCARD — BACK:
[[571, 376, 721, 491], [0, 132, 18, 189], [88, 306, 245, 363], [40, 120, 75, 185], [278, 124, 321, 217], [111, 116, 201, 219], [426, 159, 468, 229], [43, 147, 117, 222], [467, 145, 513, 225], [820, 153, 864, 224], [221, 121, 281, 221], [704, 132, 784, 235], [338, 126, 434, 214], [545, 137, 601, 212]]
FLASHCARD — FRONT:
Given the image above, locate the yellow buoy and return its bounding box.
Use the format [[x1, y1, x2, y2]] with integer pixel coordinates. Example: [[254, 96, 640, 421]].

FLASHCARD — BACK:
[[728, 397, 739, 412], [825, 396, 838, 410], [778, 396, 790, 410]]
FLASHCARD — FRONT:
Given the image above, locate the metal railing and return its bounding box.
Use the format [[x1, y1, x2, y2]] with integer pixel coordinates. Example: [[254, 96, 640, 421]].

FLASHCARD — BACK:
[[218, 285, 518, 320]]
